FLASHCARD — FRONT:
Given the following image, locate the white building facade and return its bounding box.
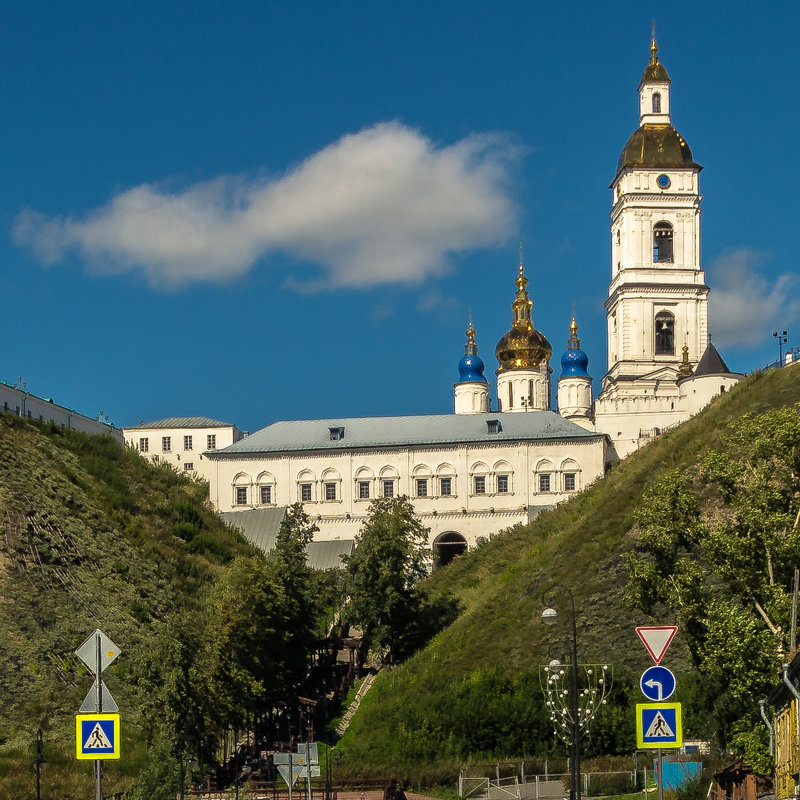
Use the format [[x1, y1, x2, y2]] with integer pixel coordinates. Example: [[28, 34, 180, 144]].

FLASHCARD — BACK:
[[0, 380, 122, 441], [205, 412, 607, 558], [122, 417, 245, 482]]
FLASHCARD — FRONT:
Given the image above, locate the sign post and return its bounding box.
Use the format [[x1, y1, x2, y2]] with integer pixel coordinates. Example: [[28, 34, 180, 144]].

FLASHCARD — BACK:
[[75, 630, 121, 800], [636, 627, 680, 800]]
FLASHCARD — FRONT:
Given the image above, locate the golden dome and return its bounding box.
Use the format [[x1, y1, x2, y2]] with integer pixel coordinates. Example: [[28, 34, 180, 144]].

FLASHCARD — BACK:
[[639, 35, 671, 86], [616, 124, 699, 174], [495, 261, 552, 372]]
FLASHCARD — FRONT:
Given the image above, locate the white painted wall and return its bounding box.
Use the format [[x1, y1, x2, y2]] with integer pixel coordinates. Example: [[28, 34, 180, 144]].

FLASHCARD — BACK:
[[207, 435, 606, 547], [123, 423, 244, 482], [0, 382, 122, 441]]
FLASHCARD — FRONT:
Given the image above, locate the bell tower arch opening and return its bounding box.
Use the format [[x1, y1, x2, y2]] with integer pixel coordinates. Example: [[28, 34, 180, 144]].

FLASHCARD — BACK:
[[655, 311, 675, 356], [653, 222, 674, 263]]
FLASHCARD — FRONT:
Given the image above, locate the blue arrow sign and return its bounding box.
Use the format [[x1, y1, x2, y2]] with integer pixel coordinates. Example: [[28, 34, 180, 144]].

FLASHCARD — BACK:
[[640, 665, 676, 702]]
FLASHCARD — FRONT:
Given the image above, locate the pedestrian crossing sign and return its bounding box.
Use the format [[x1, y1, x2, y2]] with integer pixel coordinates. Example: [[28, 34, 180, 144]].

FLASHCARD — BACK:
[[76, 714, 121, 759], [636, 703, 682, 749]]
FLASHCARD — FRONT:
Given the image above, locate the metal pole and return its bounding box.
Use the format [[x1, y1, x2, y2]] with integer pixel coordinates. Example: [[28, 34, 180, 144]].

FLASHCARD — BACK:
[[95, 632, 103, 800], [792, 568, 799, 652], [235, 728, 239, 800], [568, 591, 581, 800], [656, 750, 663, 800], [35, 728, 42, 800], [289, 753, 293, 800]]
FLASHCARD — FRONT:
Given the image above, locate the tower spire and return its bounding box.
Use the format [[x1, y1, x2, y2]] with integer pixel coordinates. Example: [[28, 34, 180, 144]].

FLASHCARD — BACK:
[[650, 21, 658, 63]]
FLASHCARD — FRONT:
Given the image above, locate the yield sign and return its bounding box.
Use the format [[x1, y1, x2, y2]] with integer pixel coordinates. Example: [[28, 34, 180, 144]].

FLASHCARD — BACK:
[[636, 626, 677, 664], [277, 765, 299, 787]]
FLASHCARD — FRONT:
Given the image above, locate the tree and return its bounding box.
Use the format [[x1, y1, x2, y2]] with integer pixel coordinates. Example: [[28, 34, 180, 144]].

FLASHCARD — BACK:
[[267, 502, 319, 695], [625, 403, 800, 758], [345, 496, 432, 662]]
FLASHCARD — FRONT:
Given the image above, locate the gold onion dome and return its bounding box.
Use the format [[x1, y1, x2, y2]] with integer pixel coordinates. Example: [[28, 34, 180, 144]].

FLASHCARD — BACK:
[[495, 260, 552, 372], [617, 125, 697, 172], [616, 35, 701, 175]]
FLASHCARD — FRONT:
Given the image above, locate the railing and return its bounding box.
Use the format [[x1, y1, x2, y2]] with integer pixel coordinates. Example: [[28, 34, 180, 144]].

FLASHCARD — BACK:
[[459, 771, 637, 800]]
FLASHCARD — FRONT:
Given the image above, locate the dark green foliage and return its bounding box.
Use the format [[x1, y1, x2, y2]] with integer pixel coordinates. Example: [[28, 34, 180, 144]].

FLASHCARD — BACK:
[[346, 496, 460, 662], [334, 368, 800, 784], [626, 402, 800, 760], [0, 416, 258, 796]]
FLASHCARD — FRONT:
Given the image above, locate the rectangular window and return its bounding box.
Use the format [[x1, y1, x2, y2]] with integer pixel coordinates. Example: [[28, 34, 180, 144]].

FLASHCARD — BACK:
[[474, 476, 486, 495], [564, 473, 576, 492], [139, 437, 149, 452], [539, 474, 551, 493], [325, 482, 336, 501], [235, 487, 247, 505], [440, 477, 452, 496], [382, 480, 394, 498], [358, 481, 370, 499], [162, 436, 171, 452], [207, 434, 216, 450], [183, 462, 193, 471], [184, 435, 193, 450], [260, 485, 272, 504], [497, 474, 509, 494], [416, 479, 428, 498], [301, 483, 312, 502]]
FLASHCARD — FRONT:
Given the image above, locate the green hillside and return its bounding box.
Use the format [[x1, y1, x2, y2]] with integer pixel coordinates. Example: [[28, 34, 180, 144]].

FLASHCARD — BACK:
[[0, 415, 258, 797], [335, 366, 800, 783]]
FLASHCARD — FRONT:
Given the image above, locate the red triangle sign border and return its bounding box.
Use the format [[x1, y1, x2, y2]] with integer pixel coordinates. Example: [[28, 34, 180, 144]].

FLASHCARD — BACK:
[[636, 625, 678, 664]]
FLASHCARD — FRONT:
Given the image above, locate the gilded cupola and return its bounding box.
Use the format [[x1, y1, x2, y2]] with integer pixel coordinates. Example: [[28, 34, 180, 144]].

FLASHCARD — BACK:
[[615, 33, 701, 177], [495, 260, 552, 372]]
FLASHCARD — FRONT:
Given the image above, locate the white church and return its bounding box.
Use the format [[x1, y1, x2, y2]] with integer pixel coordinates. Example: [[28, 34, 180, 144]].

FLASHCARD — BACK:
[[126, 37, 743, 563]]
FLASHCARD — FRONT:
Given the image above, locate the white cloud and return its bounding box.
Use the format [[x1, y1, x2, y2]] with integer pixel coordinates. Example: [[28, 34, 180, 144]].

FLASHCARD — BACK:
[[13, 122, 520, 291], [708, 248, 800, 349]]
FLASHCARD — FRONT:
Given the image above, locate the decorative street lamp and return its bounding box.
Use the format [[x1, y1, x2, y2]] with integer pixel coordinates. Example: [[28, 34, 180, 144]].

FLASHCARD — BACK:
[[541, 585, 610, 800]]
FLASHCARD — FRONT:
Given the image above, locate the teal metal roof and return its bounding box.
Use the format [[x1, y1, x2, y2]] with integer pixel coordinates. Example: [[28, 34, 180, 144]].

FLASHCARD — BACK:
[[209, 411, 603, 457], [126, 416, 234, 430], [220, 508, 353, 570]]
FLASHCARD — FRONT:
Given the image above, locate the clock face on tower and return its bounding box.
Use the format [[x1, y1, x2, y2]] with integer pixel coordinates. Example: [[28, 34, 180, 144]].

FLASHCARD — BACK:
[[656, 174, 671, 189]]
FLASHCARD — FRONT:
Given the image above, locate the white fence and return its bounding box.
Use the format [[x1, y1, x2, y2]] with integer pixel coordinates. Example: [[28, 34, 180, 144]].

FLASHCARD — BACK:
[[459, 771, 636, 800]]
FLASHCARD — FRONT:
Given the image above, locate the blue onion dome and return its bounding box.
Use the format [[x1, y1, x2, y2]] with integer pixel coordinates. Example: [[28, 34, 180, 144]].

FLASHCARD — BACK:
[[458, 322, 488, 383], [560, 316, 590, 377]]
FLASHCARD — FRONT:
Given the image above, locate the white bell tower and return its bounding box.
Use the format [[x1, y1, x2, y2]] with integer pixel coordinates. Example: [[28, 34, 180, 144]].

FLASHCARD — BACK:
[[595, 34, 710, 455]]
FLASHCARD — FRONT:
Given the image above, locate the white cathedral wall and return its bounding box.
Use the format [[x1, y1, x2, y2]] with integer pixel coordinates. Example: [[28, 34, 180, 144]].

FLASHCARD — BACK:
[[207, 436, 606, 547], [123, 424, 240, 482], [454, 382, 490, 414], [496, 369, 550, 412], [678, 374, 742, 416], [594, 404, 689, 459]]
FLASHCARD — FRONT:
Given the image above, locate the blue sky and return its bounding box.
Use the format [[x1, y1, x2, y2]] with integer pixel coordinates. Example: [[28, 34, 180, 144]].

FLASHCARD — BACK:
[[2, 2, 798, 433]]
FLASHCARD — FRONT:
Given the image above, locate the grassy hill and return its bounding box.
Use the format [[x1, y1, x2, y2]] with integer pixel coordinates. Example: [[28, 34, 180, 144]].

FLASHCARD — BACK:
[[334, 366, 800, 784], [0, 415, 257, 797]]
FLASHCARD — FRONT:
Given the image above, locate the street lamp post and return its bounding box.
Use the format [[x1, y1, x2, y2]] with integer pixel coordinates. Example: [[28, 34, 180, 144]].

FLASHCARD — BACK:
[[542, 586, 581, 800], [774, 330, 788, 365]]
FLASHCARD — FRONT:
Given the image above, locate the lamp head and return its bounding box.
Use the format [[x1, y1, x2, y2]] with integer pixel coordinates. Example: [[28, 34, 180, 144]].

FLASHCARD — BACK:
[[542, 607, 558, 625]]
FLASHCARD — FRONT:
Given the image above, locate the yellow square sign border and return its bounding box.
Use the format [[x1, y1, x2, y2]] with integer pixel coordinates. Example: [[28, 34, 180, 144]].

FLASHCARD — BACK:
[[635, 702, 682, 749], [75, 713, 121, 760]]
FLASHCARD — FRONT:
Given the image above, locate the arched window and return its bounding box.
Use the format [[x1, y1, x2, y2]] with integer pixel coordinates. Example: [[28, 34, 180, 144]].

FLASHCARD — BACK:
[[655, 311, 675, 356], [653, 222, 674, 263], [652, 92, 661, 113]]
